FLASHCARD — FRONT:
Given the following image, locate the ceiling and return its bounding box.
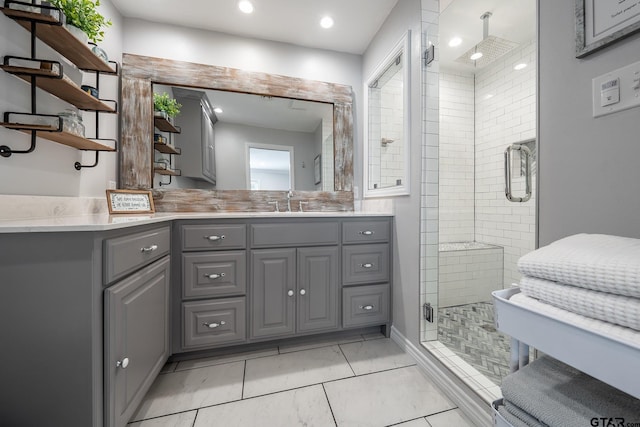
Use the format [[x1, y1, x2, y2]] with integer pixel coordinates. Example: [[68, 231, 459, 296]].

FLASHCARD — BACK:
[[109, 0, 399, 55], [439, 0, 536, 73]]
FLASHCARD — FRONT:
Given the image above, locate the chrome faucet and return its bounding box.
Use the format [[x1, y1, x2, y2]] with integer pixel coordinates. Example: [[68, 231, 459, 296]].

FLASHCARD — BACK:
[[286, 189, 293, 212]]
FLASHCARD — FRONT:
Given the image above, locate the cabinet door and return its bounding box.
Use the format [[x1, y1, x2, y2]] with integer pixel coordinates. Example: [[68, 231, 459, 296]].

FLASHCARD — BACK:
[[105, 256, 170, 427], [201, 106, 216, 184], [250, 249, 295, 339], [297, 246, 339, 333]]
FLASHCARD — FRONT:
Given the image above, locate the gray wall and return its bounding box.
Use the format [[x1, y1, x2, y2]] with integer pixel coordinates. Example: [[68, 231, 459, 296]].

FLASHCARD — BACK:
[[363, 0, 422, 343], [214, 122, 317, 190], [538, 1, 640, 245]]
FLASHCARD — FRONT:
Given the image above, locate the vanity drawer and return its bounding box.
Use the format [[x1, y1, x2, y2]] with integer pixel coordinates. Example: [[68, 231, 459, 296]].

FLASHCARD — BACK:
[[342, 244, 389, 285], [183, 251, 246, 299], [342, 220, 390, 244], [104, 226, 170, 284], [182, 224, 246, 251], [250, 222, 339, 248], [183, 297, 246, 349], [343, 284, 390, 328]]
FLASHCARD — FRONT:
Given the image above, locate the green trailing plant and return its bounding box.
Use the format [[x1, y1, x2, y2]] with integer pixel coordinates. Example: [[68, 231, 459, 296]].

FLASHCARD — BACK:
[[153, 93, 182, 118], [50, 0, 112, 43]]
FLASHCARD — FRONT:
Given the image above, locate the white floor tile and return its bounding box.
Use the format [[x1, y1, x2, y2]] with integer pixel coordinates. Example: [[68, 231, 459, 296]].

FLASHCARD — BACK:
[[278, 334, 363, 354], [131, 361, 244, 421], [425, 409, 476, 427], [323, 366, 456, 427], [243, 345, 353, 398], [194, 385, 335, 427], [175, 347, 278, 371], [393, 418, 430, 426], [127, 411, 196, 427], [339, 338, 415, 375]]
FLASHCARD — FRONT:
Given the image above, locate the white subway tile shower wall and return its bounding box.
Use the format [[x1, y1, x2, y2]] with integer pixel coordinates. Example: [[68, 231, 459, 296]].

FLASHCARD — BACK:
[[439, 244, 503, 307], [420, 0, 440, 342], [379, 72, 405, 188], [439, 72, 475, 243], [474, 40, 537, 288]]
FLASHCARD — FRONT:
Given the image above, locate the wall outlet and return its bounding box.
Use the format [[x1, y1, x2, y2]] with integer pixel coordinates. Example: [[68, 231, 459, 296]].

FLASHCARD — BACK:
[[107, 180, 117, 190]]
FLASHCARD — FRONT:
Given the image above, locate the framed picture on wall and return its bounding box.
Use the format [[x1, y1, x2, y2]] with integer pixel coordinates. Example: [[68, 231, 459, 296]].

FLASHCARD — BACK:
[[314, 154, 321, 185], [576, 0, 640, 58]]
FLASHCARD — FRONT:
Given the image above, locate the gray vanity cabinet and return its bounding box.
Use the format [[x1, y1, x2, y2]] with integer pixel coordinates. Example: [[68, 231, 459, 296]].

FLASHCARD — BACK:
[[341, 219, 392, 331], [250, 248, 296, 338], [0, 224, 171, 427], [250, 246, 339, 339], [105, 256, 170, 427]]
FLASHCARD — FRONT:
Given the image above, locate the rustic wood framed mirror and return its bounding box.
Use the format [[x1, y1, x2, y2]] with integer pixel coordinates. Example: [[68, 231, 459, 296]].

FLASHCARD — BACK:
[[119, 53, 354, 212]]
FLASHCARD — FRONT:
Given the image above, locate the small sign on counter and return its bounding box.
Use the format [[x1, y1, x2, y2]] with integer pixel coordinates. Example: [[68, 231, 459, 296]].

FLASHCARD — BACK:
[[106, 190, 155, 214]]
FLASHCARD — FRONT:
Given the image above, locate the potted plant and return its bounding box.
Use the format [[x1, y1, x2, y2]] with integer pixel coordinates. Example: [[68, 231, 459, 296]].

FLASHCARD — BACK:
[[153, 93, 182, 120], [48, 0, 112, 44]]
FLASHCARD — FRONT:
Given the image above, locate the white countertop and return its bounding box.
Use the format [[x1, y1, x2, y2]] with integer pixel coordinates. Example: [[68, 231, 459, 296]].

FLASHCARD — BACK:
[[0, 211, 394, 233]]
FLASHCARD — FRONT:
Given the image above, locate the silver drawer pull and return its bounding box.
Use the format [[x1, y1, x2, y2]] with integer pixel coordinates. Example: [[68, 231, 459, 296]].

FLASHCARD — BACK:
[[204, 272, 226, 280], [360, 263, 374, 268], [204, 235, 226, 241], [116, 357, 129, 369], [140, 244, 158, 253], [359, 230, 374, 236], [203, 321, 226, 329], [360, 305, 374, 311], [287, 290, 294, 297]]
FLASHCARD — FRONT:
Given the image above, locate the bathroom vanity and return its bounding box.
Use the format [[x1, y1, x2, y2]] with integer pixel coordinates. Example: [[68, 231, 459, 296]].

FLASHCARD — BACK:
[[0, 212, 392, 427]]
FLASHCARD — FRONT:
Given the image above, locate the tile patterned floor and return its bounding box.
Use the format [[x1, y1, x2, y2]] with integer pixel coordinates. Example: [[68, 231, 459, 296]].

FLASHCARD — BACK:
[[437, 302, 511, 385], [129, 334, 477, 427]]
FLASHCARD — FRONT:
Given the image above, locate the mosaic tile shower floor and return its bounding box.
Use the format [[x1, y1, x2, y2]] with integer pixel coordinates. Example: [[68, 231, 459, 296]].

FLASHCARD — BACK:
[[437, 302, 511, 385]]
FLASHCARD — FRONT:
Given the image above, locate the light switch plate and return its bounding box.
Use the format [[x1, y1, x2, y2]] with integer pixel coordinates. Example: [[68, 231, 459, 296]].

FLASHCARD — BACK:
[[593, 60, 640, 117]]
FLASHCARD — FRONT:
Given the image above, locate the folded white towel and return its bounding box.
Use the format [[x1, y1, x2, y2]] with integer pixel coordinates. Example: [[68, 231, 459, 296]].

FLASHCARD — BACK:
[[518, 233, 640, 298], [520, 275, 640, 331]]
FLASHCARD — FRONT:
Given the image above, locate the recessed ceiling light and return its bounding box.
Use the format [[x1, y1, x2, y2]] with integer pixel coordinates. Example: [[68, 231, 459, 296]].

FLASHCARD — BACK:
[[514, 63, 527, 70], [320, 16, 334, 29], [470, 52, 483, 60], [485, 94, 494, 100], [214, 107, 223, 114], [448, 37, 462, 47], [238, 0, 253, 14]]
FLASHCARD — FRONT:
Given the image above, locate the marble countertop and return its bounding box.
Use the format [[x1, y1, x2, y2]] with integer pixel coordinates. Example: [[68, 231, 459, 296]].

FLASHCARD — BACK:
[[0, 211, 394, 233]]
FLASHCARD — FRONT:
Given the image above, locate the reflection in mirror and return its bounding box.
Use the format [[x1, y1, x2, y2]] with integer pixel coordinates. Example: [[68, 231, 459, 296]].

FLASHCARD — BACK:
[[247, 144, 293, 190], [153, 85, 334, 192], [364, 31, 410, 197]]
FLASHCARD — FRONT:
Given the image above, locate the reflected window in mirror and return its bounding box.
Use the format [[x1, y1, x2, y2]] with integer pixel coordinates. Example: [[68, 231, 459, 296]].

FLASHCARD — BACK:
[[364, 31, 411, 197], [247, 144, 293, 190], [152, 85, 335, 192]]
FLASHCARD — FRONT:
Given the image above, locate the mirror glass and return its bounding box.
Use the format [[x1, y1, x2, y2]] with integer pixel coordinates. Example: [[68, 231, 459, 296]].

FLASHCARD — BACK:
[[364, 32, 410, 197], [153, 85, 335, 192]]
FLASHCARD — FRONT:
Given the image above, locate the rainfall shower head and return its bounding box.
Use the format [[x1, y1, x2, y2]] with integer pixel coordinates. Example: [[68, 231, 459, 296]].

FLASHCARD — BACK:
[[455, 11, 518, 69]]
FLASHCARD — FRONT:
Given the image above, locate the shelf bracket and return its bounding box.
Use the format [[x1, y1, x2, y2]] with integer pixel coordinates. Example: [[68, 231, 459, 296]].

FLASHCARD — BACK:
[[158, 174, 173, 186], [0, 132, 37, 157], [74, 151, 100, 170]]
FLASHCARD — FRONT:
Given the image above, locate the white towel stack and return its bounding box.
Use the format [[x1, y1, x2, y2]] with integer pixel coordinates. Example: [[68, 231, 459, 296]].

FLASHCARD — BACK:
[[515, 233, 640, 332], [497, 233, 640, 426]]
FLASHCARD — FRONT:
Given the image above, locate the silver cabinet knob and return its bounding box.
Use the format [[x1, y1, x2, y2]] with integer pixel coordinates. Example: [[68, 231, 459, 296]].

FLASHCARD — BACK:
[[360, 263, 374, 268], [204, 235, 225, 241], [299, 289, 306, 296], [359, 230, 374, 236], [203, 321, 226, 329], [204, 272, 226, 279], [140, 244, 158, 253], [287, 290, 294, 297], [360, 305, 374, 311], [116, 357, 130, 369]]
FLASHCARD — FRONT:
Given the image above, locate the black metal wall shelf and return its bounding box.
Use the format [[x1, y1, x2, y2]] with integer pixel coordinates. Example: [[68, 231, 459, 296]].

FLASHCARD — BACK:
[[0, 0, 119, 169]]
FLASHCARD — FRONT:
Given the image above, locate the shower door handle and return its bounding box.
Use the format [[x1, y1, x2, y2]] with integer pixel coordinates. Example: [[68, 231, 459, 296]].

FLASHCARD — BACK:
[[504, 144, 532, 202]]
